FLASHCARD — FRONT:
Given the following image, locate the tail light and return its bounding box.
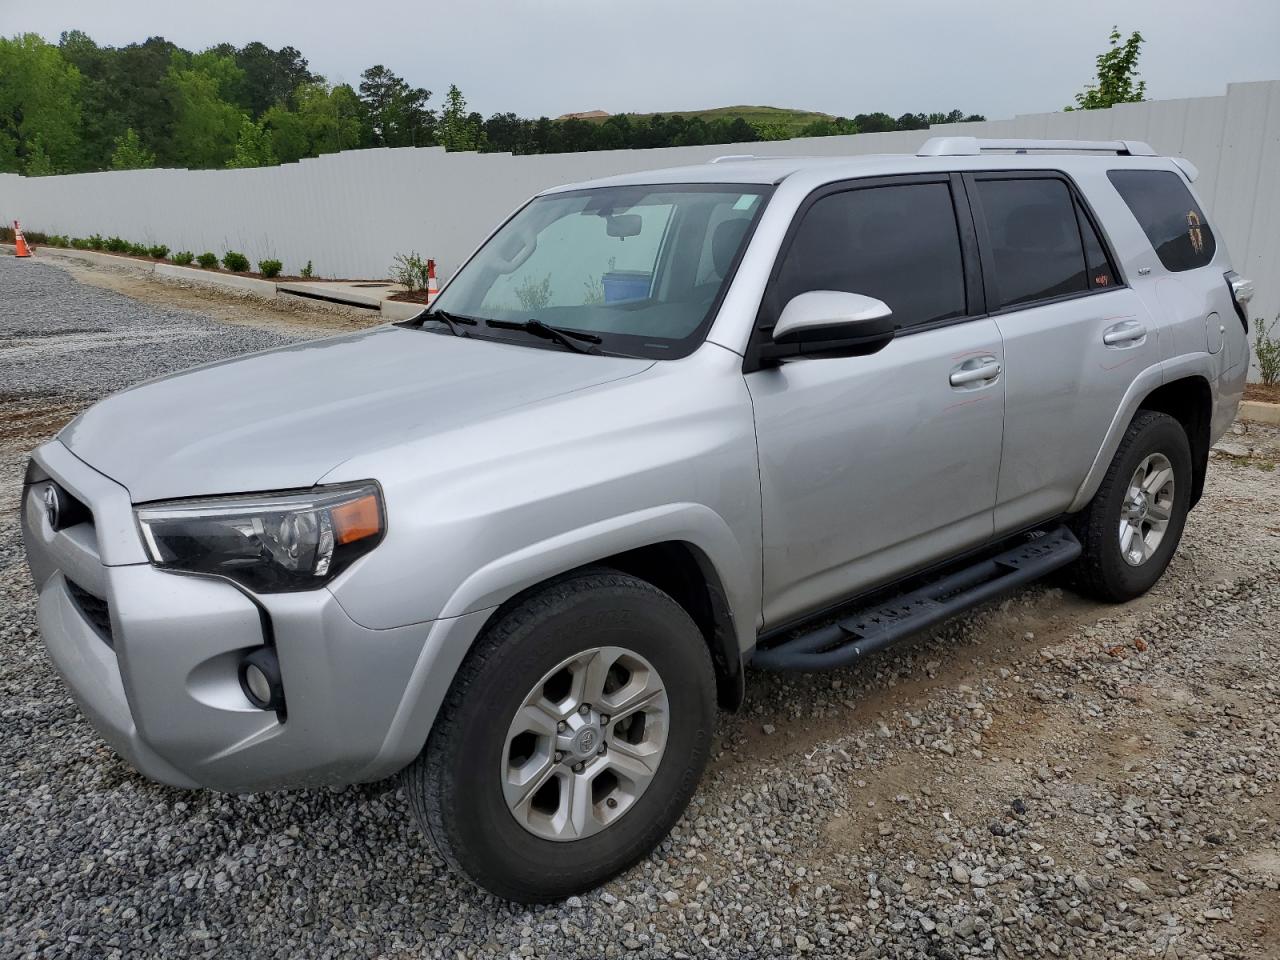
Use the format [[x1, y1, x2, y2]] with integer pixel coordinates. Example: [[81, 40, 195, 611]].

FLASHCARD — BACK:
[[1225, 270, 1253, 332]]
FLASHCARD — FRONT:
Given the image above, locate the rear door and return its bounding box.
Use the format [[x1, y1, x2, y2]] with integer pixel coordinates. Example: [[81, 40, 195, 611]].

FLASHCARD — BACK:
[[965, 172, 1161, 534], [746, 175, 1006, 628]]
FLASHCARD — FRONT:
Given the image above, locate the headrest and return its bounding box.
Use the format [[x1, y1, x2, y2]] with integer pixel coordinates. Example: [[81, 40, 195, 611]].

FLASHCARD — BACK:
[[712, 218, 751, 277]]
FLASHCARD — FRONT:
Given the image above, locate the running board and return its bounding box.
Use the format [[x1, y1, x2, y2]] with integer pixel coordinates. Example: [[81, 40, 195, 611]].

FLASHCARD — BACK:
[[751, 526, 1081, 671]]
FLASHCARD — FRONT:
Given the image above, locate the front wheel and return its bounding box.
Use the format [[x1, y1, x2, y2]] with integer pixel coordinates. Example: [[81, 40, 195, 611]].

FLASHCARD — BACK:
[[1070, 410, 1192, 602], [403, 570, 716, 903]]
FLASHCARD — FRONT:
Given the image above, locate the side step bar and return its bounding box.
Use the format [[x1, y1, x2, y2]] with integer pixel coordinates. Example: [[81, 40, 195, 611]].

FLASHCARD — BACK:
[[751, 526, 1081, 671]]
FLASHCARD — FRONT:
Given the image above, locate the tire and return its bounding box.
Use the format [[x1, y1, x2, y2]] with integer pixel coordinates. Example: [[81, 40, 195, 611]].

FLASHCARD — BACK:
[[403, 569, 717, 903], [1070, 410, 1192, 602]]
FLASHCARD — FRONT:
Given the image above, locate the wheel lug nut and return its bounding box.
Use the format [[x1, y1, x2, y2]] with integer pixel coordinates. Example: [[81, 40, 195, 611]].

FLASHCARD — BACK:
[[553, 751, 564, 763], [573, 762, 584, 772], [600, 715, 610, 724], [557, 720, 567, 732], [607, 798, 618, 809], [579, 704, 591, 715]]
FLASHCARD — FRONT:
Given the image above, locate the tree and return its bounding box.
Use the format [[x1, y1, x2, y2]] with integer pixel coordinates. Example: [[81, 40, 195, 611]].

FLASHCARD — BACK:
[[440, 84, 483, 151], [109, 127, 155, 169], [165, 54, 245, 167], [1068, 27, 1146, 110], [0, 34, 83, 174], [265, 81, 363, 161], [358, 65, 433, 147], [853, 112, 897, 133], [226, 117, 276, 168]]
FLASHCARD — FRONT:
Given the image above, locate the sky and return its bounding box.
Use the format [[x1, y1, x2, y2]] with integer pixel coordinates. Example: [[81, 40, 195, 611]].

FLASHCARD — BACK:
[[6, 0, 1279, 121]]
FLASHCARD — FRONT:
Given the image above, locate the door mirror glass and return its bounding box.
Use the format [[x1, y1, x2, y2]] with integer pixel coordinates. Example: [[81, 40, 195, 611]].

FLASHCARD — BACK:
[[771, 291, 895, 355]]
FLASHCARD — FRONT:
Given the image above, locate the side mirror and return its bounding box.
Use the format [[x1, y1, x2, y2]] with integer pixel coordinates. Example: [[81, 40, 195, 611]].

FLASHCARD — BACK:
[[769, 291, 896, 358]]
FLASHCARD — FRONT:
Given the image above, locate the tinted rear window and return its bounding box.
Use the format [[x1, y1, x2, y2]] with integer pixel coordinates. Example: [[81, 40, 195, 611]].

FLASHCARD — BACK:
[[774, 182, 967, 329], [1107, 169, 1215, 271], [974, 178, 1088, 309]]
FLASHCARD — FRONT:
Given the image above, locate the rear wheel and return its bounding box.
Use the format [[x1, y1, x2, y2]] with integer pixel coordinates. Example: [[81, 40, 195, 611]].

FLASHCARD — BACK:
[[403, 570, 716, 903], [1070, 410, 1192, 602]]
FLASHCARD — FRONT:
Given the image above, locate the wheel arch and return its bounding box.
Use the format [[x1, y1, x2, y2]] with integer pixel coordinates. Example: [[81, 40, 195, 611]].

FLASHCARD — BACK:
[[1136, 375, 1212, 507]]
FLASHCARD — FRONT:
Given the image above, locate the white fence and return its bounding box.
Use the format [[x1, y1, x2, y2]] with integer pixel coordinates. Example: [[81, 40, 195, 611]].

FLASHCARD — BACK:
[[2, 80, 1277, 329]]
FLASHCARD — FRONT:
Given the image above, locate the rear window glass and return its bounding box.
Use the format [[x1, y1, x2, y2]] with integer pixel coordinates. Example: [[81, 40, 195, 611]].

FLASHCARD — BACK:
[[974, 178, 1088, 309], [1107, 169, 1215, 271]]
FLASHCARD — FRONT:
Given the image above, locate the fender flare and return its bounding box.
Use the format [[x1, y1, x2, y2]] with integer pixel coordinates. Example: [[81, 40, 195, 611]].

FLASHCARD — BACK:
[[1068, 353, 1215, 513]]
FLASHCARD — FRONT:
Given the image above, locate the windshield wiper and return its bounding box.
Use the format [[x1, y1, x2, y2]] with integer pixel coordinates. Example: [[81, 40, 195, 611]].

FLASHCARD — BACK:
[[421, 309, 478, 337], [485, 318, 602, 354]]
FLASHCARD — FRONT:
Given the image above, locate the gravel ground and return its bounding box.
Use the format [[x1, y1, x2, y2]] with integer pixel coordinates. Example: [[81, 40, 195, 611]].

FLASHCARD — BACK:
[[3, 255, 1280, 959]]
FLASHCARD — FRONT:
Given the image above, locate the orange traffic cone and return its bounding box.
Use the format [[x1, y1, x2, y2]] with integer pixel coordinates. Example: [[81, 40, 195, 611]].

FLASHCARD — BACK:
[[13, 221, 32, 258], [426, 259, 439, 302]]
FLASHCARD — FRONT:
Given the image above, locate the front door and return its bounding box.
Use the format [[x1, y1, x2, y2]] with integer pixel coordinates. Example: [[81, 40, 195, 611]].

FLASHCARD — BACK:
[[746, 176, 1005, 628]]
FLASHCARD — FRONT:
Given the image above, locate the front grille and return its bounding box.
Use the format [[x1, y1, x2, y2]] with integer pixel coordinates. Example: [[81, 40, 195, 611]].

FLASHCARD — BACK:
[[67, 580, 113, 647]]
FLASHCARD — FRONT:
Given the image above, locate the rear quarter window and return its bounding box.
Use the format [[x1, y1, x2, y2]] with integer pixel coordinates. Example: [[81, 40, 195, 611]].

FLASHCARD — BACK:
[[1107, 169, 1215, 271]]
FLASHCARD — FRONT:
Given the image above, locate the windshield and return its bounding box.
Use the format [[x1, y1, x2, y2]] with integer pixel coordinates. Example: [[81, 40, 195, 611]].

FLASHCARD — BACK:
[[428, 183, 772, 359]]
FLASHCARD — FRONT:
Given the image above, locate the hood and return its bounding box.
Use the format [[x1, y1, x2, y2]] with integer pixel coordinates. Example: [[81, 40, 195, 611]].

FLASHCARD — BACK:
[[61, 326, 652, 502]]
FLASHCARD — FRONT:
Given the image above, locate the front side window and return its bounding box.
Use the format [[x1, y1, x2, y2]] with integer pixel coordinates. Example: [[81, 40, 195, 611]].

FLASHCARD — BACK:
[[773, 181, 967, 329], [974, 177, 1089, 309], [431, 184, 770, 358], [1107, 168, 1215, 271]]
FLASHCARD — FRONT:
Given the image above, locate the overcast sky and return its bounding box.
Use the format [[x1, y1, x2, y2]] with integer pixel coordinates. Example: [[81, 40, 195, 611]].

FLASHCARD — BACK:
[[10, 0, 1280, 120]]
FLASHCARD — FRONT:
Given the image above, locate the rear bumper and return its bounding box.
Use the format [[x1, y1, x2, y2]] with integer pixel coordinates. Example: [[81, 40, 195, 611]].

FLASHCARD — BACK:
[[22, 441, 481, 793]]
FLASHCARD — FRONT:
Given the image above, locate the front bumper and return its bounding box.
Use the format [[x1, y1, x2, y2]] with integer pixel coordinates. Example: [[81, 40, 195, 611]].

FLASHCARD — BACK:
[[21, 440, 468, 793]]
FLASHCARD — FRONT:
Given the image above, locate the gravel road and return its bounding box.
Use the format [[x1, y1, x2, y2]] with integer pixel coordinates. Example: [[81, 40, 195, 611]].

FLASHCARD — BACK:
[[3, 255, 1279, 959]]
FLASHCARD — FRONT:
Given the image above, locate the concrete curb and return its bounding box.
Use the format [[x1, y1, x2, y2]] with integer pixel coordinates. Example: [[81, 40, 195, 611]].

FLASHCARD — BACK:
[[1240, 400, 1280, 425], [154, 262, 278, 297], [3, 244, 427, 320]]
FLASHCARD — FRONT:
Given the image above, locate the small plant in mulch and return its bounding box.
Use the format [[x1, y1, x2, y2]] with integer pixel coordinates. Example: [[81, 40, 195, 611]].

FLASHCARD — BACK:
[[148, 244, 169, 259], [47, 235, 70, 248], [222, 250, 249, 272], [87, 234, 104, 250], [70, 237, 89, 249], [1256, 314, 1280, 387], [172, 251, 194, 265], [196, 252, 219, 269], [257, 258, 282, 278], [127, 242, 150, 256], [300, 260, 313, 278], [104, 236, 128, 253]]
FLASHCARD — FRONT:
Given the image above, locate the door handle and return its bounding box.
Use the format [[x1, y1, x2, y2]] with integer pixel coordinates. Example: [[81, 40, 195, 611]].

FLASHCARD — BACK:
[[1103, 321, 1147, 346], [949, 359, 1002, 387]]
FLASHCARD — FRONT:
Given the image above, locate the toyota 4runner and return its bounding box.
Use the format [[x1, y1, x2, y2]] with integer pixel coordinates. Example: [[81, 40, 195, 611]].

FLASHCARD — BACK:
[[22, 137, 1251, 902]]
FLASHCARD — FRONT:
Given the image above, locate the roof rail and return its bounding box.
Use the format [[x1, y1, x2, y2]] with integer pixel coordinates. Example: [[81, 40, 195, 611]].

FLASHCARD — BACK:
[[709, 154, 761, 163], [917, 136, 1157, 158]]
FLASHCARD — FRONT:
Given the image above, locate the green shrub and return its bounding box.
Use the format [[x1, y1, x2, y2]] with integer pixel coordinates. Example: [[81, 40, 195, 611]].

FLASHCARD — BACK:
[[22, 229, 49, 245], [104, 236, 128, 252], [300, 260, 313, 278], [148, 244, 169, 259], [222, 250, 249, 272], [48, 235, 70, 248], [127, 242, 150, 256], [196, 252, 219, 269], [390, 251, 430, 290], [258, 258, 283, 278], [87, 234, 105, 250], [70, 237, 89, 249], [1256, 314, 1280, 387], [172, 250, 194, 265]]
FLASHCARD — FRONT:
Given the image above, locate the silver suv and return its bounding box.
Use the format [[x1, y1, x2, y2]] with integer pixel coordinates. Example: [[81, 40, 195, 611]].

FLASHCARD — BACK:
[[22, 137, 1251, 902]]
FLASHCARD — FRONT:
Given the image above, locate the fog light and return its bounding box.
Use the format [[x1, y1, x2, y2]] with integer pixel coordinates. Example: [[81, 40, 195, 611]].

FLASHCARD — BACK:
[[238, 647, 285, 711]]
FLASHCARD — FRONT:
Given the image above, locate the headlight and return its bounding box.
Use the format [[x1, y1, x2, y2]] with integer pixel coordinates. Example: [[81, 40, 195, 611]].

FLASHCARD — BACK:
[[135, 483, 385, 592]]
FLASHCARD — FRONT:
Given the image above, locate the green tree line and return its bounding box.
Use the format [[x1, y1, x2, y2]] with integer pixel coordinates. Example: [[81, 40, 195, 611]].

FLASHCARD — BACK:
[[0, 31, 986, 175]]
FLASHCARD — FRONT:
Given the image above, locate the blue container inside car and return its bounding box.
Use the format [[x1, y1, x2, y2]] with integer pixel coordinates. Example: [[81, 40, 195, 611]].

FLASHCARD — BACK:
[[602, 270, 652, 303]]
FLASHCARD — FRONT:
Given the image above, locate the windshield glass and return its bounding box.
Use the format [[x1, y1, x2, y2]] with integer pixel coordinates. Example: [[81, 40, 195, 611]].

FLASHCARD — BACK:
[[429, 183, 772, 358]]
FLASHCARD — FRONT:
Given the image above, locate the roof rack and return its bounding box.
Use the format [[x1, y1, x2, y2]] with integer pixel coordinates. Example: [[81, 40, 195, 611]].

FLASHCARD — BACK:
[[917, 136, 1157, 158], [709, 154, 762, 163]]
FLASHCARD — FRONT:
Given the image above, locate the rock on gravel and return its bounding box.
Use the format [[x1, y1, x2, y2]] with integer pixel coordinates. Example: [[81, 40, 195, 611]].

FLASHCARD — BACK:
[[3, 255, 1280, 959]]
